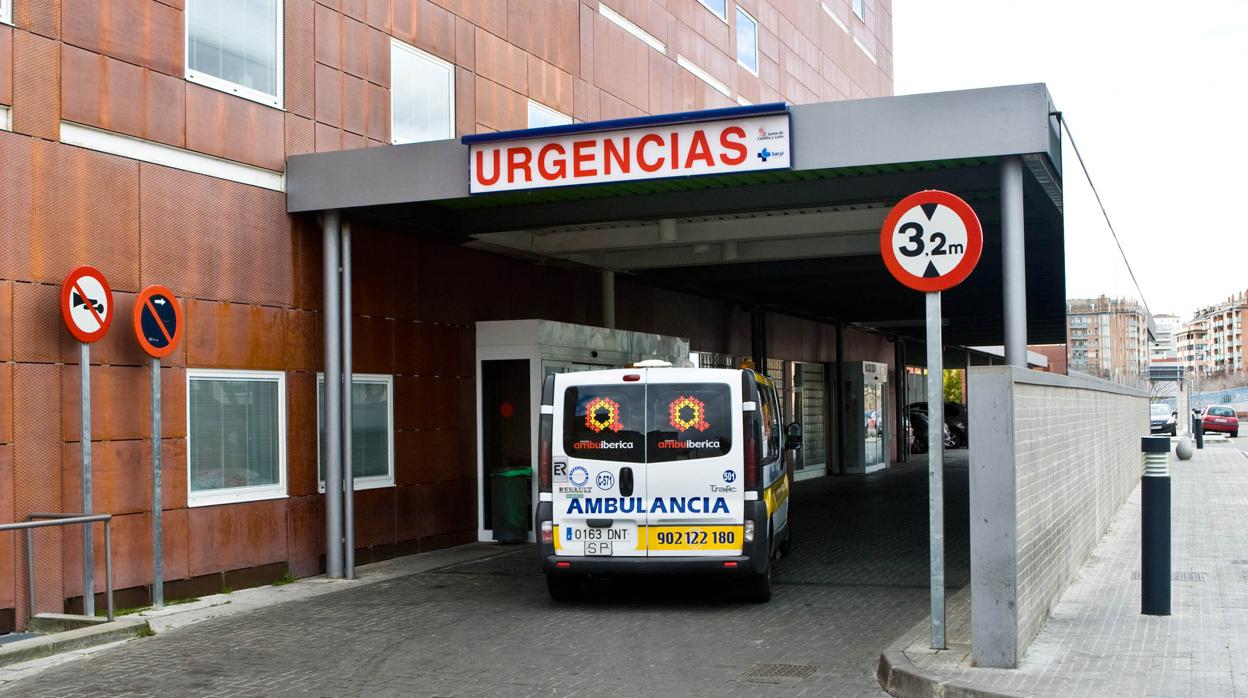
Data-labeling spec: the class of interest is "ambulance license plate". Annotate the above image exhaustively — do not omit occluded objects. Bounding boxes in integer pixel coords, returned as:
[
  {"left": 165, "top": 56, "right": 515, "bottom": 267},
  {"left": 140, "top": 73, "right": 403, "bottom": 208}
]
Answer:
[{"left": 584, "top": 541, "right": 613, "bottom": 556}]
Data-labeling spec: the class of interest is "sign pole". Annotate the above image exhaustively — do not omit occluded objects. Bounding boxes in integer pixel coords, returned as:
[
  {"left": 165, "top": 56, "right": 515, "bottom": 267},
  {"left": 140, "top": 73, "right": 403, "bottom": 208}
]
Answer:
[
  {"left": 925, "top": 291, "right": 945, "bottom": 649},
  {"left": 81, "top": 341, "right": 94, "bottom": 617},
  {"left": 151, "top": 356, "right": 163, "bottom": 609}
]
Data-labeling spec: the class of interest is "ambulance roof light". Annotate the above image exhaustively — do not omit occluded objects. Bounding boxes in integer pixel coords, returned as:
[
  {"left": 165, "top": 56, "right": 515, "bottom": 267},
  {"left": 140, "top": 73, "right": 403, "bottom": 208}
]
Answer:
[{"left": 633, "top": 359, "right": 673, "bottom": 368}]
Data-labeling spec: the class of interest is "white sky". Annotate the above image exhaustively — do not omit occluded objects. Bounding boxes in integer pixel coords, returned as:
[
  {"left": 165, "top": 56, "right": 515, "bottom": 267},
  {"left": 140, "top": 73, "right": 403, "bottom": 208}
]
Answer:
[{"left": 893, "top": 0, "right": 1248, "bottom": 322}]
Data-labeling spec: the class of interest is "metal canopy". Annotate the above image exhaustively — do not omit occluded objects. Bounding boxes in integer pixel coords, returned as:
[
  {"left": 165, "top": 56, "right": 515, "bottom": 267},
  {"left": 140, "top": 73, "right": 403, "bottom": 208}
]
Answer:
[{"left": 286, "top": 84, "right": 1064, "bottom": 347}]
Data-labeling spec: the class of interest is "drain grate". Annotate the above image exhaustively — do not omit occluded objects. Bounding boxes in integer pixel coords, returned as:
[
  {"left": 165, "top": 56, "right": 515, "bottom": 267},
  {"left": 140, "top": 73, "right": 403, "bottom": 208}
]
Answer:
[{"left": 742, "top": 663, "right": 818, "bottom": 679}]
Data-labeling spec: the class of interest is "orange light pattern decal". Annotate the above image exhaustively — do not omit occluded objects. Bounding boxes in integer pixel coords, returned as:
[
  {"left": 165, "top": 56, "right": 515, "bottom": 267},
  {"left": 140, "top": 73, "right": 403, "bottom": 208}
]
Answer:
[
  {"left": 669, "top": 396, "right": 710, "bottom": 431},
  {"left": 584, "top": 397, "right": 623, "bottom": 433}
]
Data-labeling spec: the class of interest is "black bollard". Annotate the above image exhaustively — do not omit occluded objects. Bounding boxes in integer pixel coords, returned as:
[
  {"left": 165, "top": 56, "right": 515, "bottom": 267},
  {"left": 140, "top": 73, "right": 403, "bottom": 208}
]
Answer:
[
  {"left": 1193, "top": 414, "right": 1204, "bottom": 449},
  {"left": 1141, "top": 436, "right": 1171, "bottom": 616}
]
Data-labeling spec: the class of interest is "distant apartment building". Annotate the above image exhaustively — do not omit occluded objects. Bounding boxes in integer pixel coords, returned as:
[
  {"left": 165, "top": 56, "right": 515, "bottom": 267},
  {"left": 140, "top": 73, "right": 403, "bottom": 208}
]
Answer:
[
  {"left": 1149, "top": 313, "right": 1180, "bottom": 365},
  {"left": 1180, "top": 291, "right": 1248, "bottom": 376},
  {"left": 1067, "top": 297, "right": 1150, "bottom": 383}
]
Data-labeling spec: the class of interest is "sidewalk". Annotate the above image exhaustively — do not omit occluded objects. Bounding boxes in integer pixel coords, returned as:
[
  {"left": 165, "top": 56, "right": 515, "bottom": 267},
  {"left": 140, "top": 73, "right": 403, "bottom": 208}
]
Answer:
[{"left": 882, "top": 442, "right": 1248, "bottom": 697}]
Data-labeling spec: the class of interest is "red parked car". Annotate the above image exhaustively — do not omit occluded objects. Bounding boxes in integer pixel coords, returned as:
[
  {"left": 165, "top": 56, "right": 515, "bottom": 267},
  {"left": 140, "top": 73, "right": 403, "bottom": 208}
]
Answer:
[{"left": 1201, "top": 406, "right": 1240, "bottom": 437}]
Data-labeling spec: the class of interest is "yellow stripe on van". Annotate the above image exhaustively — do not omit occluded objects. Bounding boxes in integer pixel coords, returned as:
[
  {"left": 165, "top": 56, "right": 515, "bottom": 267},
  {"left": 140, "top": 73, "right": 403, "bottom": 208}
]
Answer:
[
  {"left": 644, "top": 525, "right": 743, "bottom": 551},
  {"left": 764, "top": 474, "right": 790, "bottom": 516}
]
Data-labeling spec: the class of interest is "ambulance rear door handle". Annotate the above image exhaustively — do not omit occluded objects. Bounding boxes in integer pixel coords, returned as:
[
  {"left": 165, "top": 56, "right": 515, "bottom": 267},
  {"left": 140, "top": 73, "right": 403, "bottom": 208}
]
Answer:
[
  {"left": 587, "top": 519, "right": 613, "bottom": 528},
  {"left": 619, "top": 466, "right": 634, "bottom": 497}
]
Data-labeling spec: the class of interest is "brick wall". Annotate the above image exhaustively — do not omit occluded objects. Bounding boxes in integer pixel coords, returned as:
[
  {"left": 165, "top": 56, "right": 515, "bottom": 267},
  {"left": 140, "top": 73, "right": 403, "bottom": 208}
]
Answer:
[{"left": 969, "top": 366, "right": 1147, "bottom": 668}]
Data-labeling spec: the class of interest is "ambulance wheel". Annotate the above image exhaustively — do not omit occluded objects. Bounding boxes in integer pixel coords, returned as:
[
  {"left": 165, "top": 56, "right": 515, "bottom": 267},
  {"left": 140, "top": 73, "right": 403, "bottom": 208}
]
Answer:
[
  {"left": 743, "top": 566, "right": 772, "bottom": 603},
  {"left": 546, "top": 574, "right": 582, "bottom": 602}
]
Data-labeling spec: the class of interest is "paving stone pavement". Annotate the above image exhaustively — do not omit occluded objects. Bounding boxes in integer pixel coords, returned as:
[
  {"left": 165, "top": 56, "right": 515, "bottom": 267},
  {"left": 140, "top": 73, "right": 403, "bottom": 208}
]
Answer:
[
  {"left": 2, "top": 454, "right": 970, "bottom": 697},
  {"left": 903, "top": 441, "right": 1248, "bottom": 697}
]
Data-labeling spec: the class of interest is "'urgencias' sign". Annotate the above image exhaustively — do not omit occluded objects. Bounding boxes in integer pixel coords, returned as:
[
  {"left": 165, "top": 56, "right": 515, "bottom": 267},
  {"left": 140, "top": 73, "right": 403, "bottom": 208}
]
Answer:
[{"left": 468, "top": 112, "right": 790, "bottom": 194}]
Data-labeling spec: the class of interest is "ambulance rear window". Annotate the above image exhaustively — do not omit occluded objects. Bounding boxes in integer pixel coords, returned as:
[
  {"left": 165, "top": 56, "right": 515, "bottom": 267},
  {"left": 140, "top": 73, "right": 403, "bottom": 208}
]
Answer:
[
  {"left": 562, "top": 385, "right": 645, "bottom": 462},
  {"left": 647, "top": 383, "right": 733, "bottom": 462}
]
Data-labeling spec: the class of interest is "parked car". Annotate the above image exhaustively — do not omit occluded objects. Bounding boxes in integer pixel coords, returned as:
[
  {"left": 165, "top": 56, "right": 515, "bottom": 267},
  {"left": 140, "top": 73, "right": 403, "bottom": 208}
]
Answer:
[
  {"left": 1150, "top": 403, "right": 1177, "bottom": 436},
  {"left": 906, "top": 410, "right": 955, "bottom": 454},
  {"left": 908, "top": 402, "right": 967, "bottom": 448},
  {"left": 1201, "top": 405, "right": 1240, "bottom": 438}
]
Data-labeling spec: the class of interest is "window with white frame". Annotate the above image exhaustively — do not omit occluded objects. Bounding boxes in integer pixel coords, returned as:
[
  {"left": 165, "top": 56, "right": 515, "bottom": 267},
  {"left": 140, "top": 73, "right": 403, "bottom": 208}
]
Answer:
[
  {"left": 852, "top": 0, "right": 866, "bottom": 21},
  {"left": 697, "top": 0, "right": 727, "bottom": 21},
  {"left": 186, "top": 0, "right": 283, "bottom": 108},
  {"left": 735, "top": 7, "right": 758, "bottom": 74},
  {"left": 391, "top": 39, "right": 455, "bottom": 144},
  {"left": 527, "top": 100, "right": 573, "bottom": 129},
  {"left": 316, "top": 374, "right": 395, "bottom": 491},
  {"left": 0, "top": 106, "right": 10, "bottom": 132},
  {"left": 1, "top": 0, "right": 11, "bottom": 26},
  {"left": 187, "top": 370, "right": 287, "bottom": 506}
]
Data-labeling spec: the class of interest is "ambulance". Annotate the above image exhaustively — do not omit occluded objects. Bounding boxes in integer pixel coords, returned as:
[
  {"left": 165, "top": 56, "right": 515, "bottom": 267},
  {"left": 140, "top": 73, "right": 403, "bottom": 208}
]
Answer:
[{"left": 535, "top": 363, "right": 800, "bottom": 602}]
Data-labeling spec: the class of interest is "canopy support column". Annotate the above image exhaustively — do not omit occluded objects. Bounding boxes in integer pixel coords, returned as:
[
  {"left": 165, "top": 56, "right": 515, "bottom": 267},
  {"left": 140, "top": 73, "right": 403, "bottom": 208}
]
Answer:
[
  {"left": 1001, "top": 155, "right": 1028, "bottom": 367},
  {"left": 322, "top": 210, "right": 344, "bottom": 579}
]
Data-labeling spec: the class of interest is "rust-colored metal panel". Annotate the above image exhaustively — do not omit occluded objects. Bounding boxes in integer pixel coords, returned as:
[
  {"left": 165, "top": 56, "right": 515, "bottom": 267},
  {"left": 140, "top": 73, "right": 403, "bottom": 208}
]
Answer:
[
  {"left": 414, "top": 430, "right": 459, "bottom": 484},
  {"left": 285, "top": 495, "right": 324, "bottom": 577},
  {"left": 352, "top": 486, "right": 396, "bottom": 548},
  {"left": 394, "top": 0, "right": 455, "bottom": 62},
  {"left": 394, "top": 430, "right": 419, "bottom": 485},
  {"left": 160, "top": 438, "right": 188, "bottom": 510},
  {"left": 184, "top": 84, "right": 284, "bottom": 171},
  {"left": 13, "top": 282, "right": 62, "bottom": 363},
  {"left": 13, "top": 363, "right": 63, "bottom": 620},
  {"left": 185, "top": 505, "right": 220, "bottom": 577},
  {"left": 61, "top": 365, "right": 151, "bottom": 442},
  {"left": 0, "top": 364, "right": 12, "bottom": 445},
  {"left": 413, "top": 322, "right": 460, "bottom": 378},
  {"left": 341, "top": 72, "right": 365, "bottom": 136},
  {"left": 284, "top": 309, "right": 320, "bottom": 372},
  {"left": 342, "top": 15, "right": 367, "bottom": 79},
  {"left": 475, "top": 27, "right": 526, "bottom": 94},
  {"left": 285, "top": 113, "right": 316, "bottom": 157},
  {"left": 285, "top": 0, "right": 315, "bottom": 118},
  {"left": 313, "top": 2, "right": 341, "bottom": 69},
  {"left": 527, "top": 54, "right": 575, "bottom": 117},
  {"left": 314, "top": 121, "right": 341, "bottom": 152},
  {"left": 365, "top": 81, "right": 387, "bottom": 142},
  {"left": 160, "top": 507, "right": 189, "bottom": 581},
  {"left": 284, "top": 371, "right": 317, "bottom": 497},
  {"left": 472, "top": 76, "right": 524, "bottom": 137},
  {"left": 351, "top": 314, "right": 394, "bottom": 374},
  {"left": 292, "top": 214, "right": 324, "bottom": 312},
  {"left": 217, "top": 499, "right": 288, "bottom": 571},
  {"left": 394, "top": 484, "right": 420, "bottom": 541},
  {"left": 348, "top": 227, "right": 403, "bottom": 318},
  {"left": 14, "top": 0, "right": 60, "bottom": 39},
  {"left": 509, "top": 0, "right": 579, "bottom": 75},
  {"left": 0, "top": 26, "right": 13, "bottom": 104},
  {"left": 142, "top": 66, "right": 186, "bottom": 147},
  {"left": 0, "top": 445, "right": 14, "bottom": 608},
  {"left": 4, "top": 141, "right": 141, "bottom": 288},
  {"left": 365, "top": 25, "right": 389, "bottom": 87},
  {"left": 158, "top": 366, "right": 188, "bottom": 440},
  {"left": 62, "top": 0, "right": 182, "bottom": 77},
  {"left": 60, "top": 439, "right": 147, "bottom": 515},
  {"left": 419, "top": 479, "right": 472, "bottom": 539},
  {"left": 364, "top": 0, "right": 389, "bottom": 31},
  {"left": 139, "top": 163, "right": 293, "bottom": 306},
  {"left": 453, "top": 15, "right": 474, "bottom": 72},
  {"left": 12, "top": 30, "right": 60, "bottom": 140},
  {"left": 454, "top": 66, "right": 474, "bottom": 138},
  {"left": 392, "top": 377, "right": 420, "bottom": 431},
  {"left": 431, "top": 376, "right": 458, "bottom": 429},
  {"left": 314, "top": 62, "right": 341, "bottom": 128},
  {"left": 341, "top": 130, "right": 366, "bottom": 151},
  {"left": 184, "top": 300, "right": 288, "bottom": 370},
  {"left": 0, "top": 282, "right": 11, "bottom": 362}
]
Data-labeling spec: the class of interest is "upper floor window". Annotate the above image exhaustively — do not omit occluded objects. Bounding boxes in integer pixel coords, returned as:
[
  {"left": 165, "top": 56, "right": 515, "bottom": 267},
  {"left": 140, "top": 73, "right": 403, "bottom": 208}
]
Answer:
[
  {"left": 697, "top": 0, "right": 727, "bottom": 21},
  {"left": 186, "top": 0, "right": 283, "bottom": 108},
  {"left": 391, "top": 39, "right": 455, "bottom": 144},
  {"left": 527, "top": 100, "right": 573, "bottom": 129},
  {"left": 316, "top": 374, "right": 396, "bottom": 491},
  {"left": 735, "top": 7, "right": 758, "bottom": 74},
  {"left": 0, "top": 0, "right": 11, "bottom": 26},
  {"left": 852, "top": 0, "right": 866, "bottom": 21}
]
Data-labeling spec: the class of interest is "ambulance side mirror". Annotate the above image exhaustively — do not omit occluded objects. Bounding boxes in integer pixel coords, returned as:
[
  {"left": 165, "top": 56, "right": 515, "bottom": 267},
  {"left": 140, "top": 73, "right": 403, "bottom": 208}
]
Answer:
[{"left": 784, "top": 422, "right": 803, "bottom": 451}]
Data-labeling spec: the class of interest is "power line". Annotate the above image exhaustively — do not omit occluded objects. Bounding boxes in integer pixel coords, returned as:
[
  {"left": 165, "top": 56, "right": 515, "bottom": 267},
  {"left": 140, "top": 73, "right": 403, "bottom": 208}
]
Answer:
[{"left": 1054, "top": 112, "right": 1152, "bottom": 318}]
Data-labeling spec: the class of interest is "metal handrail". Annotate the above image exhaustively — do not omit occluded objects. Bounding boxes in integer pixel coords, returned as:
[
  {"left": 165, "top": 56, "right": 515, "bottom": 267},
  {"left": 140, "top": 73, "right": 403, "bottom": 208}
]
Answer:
[{"left": 0, "top": 513, "right": 114, "bottom": 622}]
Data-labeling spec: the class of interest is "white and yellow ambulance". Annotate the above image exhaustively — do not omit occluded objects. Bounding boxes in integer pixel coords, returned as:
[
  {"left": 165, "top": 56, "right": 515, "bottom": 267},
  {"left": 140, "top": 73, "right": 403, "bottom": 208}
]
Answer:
[{"left": 535, "top": 363, "right": 799, "bottom": 602}]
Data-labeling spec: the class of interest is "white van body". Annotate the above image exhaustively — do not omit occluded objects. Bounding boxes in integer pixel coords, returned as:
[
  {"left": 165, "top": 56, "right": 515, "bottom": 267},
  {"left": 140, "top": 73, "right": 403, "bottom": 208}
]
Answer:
[{"left": 535, "top": 366, "right": 793, "bottom": 602}]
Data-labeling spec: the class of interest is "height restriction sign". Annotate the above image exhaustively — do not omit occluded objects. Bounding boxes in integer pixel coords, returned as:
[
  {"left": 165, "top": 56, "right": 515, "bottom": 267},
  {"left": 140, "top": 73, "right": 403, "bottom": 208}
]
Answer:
[
  {"left": 879, "top": 190, "right": 983, "bottom": 292},
  {"left": 60, "top": 266, "right": 114, "bottom": 343}
]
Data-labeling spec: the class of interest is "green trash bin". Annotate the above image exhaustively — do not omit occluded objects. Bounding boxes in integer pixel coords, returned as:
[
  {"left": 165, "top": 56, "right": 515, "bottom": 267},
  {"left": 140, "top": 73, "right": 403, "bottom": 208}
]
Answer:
[{"left": 490, "top": 466, "right": 533, "bottom": 543}]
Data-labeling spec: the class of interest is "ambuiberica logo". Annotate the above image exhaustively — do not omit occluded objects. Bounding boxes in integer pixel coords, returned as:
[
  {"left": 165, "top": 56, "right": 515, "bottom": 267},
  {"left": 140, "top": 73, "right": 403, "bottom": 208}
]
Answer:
[{"left": 659, "top": 395, "right": 720, "bottom": 450}]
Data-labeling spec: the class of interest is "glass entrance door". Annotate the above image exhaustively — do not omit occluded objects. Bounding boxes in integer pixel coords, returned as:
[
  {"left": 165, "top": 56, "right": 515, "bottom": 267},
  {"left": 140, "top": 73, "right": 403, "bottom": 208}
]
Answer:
[{"left": 863, "top": 383, "right": 888, "bottom": 470}]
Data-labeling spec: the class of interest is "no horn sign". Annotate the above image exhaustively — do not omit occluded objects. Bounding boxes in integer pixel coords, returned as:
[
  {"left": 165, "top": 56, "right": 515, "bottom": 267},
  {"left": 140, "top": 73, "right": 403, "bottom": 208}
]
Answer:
[
  {"left": 133, "top": 285, "right": 183, "bottom": 358},
  {"left": 879, "top": 190, "right": 983, "bottom": 293}
]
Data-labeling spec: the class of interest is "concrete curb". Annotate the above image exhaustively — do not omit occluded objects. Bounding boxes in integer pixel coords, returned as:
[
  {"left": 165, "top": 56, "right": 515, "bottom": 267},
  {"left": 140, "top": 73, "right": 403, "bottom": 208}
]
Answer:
[
  {"left": 876, "top": 619, "right": 1026, "bottom": 698},
  {"left": 0, "top": 617, "right": 149, "bottom": 668}
]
